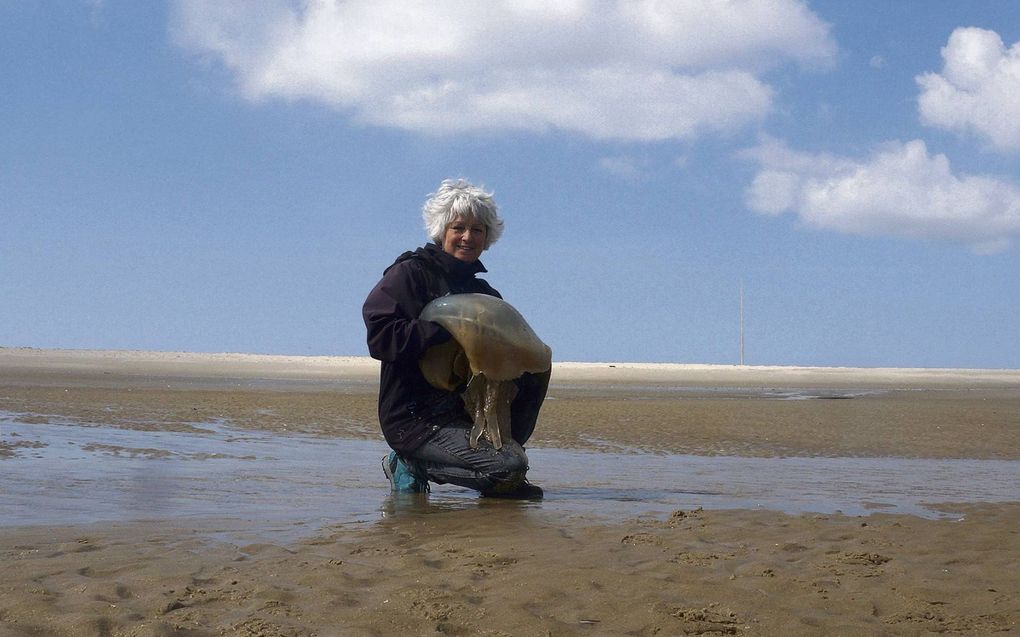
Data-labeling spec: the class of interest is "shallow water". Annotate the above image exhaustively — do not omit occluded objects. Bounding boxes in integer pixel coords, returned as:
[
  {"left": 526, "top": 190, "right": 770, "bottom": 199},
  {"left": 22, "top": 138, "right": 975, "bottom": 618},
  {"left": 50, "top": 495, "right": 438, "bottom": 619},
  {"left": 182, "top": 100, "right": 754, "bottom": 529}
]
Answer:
[{"left": 2, "top": 412, "right": 1018, "bottom": 542}]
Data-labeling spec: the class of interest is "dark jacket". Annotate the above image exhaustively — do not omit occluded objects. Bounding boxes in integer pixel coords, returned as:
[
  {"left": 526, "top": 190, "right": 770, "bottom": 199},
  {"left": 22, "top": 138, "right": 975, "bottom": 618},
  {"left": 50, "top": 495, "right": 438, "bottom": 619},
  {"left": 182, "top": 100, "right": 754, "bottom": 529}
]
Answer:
[{"left": 362, "top": 243, "right": 501, "bottom": 455}]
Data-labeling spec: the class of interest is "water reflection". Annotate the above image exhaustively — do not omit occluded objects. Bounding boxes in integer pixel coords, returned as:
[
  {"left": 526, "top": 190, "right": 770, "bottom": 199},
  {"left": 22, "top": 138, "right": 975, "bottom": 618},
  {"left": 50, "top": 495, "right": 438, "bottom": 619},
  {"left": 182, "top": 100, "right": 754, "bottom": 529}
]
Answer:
[{"left": 2, "top": 415, "right": 1018, "bottom": 543}]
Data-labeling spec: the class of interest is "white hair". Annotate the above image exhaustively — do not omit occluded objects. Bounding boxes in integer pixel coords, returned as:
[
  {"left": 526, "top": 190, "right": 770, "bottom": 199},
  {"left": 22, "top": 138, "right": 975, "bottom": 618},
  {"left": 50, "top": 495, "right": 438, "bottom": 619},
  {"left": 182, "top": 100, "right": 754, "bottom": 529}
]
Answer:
[{"left": 422, "top": 179, "right": 504, "bottom": 249}]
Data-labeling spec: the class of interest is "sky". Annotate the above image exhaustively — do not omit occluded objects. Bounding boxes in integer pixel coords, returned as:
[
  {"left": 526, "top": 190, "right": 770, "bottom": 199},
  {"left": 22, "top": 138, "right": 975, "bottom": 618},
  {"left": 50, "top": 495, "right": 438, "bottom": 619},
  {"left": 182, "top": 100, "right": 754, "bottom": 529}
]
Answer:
[{"left": 2, "top": 1, "right": 1019, "bottom": 369}]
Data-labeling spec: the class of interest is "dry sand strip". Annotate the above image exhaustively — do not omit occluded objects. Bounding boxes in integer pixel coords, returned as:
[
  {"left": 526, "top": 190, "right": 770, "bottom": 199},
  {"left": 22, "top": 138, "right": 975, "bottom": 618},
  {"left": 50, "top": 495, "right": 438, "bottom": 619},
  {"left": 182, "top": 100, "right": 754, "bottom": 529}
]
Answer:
[
  {"left": 0, "top": 348, "right": 379, "bottom": 389},
  {"left": 2, "top": 347, "right": 1019, "bottom": 390}
]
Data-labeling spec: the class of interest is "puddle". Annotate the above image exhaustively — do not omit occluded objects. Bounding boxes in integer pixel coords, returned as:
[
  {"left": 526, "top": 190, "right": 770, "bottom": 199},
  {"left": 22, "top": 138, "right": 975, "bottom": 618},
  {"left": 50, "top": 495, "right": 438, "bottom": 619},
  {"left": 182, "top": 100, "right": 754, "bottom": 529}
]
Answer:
[{"left": 2, "top": 414, "right": 1018, "bottom": 542}]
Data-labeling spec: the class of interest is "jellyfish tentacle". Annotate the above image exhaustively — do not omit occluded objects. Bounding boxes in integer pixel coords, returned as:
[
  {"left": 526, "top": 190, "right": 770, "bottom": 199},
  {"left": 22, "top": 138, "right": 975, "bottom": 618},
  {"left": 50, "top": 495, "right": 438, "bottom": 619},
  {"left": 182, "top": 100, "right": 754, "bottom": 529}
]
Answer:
[
  {"left": 464, "top": 375, "right": 488, "bottom": 448},
  {"left": 463, "top": 374, "right": 520, "bottom": 449},
  {"left": 483, "top": 378, "right": 500, "bottom": 449},
  {"left": 490, "top": 379, "right": 517, "bottom": 450}
]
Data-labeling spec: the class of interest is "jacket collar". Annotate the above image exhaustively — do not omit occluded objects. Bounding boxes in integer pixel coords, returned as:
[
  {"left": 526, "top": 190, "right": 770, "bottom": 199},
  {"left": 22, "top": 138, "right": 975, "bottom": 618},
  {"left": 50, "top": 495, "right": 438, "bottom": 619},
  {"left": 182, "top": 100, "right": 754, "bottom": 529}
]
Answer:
[{"left": 420, "top": 242, "right": 488, "bottom": 276}]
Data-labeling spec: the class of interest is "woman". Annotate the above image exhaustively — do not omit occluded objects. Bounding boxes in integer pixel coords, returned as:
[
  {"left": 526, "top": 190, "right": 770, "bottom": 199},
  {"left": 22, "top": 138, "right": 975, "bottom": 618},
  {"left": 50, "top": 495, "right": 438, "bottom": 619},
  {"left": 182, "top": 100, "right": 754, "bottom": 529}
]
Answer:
[{"left": 362, "top": 179, "right": 545, "bottom": 499}]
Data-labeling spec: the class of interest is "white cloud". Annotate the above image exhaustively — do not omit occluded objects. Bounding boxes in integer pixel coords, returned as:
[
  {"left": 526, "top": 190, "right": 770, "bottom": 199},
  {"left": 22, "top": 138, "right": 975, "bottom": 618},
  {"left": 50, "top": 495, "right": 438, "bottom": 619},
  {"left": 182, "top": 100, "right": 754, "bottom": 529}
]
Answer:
[
  {"left": 743, "top": 137, "right": 1020, "bottom": 253},
  {"left": 917, "top": 27, "right": 1020, "bottom": 152},
  {"left": 598, "top": 155, "right": 650, "bottom": 181},
  {"left": 170, "top": 0, "right": 835, "bottom": 141}
]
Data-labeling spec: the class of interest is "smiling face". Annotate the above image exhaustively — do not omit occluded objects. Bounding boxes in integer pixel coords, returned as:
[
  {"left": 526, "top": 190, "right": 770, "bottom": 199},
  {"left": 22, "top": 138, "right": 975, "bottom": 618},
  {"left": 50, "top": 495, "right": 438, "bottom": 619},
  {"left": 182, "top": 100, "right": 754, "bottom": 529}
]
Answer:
[{"left": 441, "top": 215, "right": 488, "bottom": 263}]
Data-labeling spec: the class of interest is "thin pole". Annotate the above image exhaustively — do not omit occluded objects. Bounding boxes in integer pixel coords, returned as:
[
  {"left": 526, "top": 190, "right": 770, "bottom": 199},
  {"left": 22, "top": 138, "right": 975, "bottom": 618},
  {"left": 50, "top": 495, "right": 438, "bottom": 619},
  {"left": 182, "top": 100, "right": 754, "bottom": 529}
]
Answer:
[{"left": 739, "top": 280, "right": 745, "bottom": 366}]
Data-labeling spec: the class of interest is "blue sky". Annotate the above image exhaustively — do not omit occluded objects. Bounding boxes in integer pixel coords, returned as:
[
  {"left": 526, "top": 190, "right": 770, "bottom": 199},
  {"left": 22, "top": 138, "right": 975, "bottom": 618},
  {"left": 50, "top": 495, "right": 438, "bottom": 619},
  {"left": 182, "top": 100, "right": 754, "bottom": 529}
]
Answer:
[{"left": 2, "top": 1, "right": 1019, "bottom": 369}]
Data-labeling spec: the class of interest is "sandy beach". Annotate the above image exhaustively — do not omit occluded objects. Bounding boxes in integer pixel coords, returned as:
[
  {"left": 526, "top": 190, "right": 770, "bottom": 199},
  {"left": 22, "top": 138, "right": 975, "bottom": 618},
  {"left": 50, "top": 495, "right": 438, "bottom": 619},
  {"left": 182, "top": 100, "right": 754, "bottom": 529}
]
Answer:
[{"left": 1, "top": 348, "right": 1018, "bottom": 636}]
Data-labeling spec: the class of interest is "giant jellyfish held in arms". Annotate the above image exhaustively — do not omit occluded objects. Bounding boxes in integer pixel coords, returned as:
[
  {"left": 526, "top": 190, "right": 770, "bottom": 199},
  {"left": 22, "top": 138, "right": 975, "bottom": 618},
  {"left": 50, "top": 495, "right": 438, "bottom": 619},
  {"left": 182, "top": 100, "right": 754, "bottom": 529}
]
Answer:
[{"left": 419, "top": 294, "right": 552, "bottom": 450}]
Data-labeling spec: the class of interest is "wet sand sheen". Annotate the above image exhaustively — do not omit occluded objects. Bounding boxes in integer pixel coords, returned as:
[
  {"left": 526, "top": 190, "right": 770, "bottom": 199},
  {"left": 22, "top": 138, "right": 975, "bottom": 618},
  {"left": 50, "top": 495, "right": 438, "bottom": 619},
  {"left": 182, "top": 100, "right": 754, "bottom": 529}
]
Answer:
[{"left": 1, "top": 349, "right": 1018, "bottom": 636}]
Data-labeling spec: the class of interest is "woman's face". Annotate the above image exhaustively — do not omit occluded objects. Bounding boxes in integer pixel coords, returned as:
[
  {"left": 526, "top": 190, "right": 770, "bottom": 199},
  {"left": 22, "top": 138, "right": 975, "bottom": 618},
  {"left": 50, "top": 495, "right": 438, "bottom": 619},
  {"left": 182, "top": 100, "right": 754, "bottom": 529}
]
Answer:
[{"left": 442, "top": 215, "right": 487, "bottom": 263}]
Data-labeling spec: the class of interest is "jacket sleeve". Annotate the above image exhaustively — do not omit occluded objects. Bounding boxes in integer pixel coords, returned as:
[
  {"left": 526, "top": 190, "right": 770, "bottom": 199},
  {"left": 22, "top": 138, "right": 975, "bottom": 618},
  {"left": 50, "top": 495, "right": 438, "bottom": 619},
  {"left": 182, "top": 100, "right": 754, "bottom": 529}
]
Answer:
[{"left": 363, "top": 261, "right": 452, "bottom": 363}]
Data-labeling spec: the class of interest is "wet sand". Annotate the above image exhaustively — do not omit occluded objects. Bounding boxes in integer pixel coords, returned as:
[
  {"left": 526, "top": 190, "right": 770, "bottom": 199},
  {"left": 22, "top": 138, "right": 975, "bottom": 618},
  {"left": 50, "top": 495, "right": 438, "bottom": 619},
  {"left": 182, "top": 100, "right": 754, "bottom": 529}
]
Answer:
[{"left": 1, "top": 348, "right": 1019, "bottom": 636}]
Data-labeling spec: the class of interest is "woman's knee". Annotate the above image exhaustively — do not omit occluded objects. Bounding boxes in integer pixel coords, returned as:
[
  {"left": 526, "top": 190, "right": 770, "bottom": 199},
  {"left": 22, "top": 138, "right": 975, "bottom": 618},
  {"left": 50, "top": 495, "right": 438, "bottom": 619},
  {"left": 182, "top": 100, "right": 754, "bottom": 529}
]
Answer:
[{"left": 491, "top": 442, "right": 528, "bottom": 475}]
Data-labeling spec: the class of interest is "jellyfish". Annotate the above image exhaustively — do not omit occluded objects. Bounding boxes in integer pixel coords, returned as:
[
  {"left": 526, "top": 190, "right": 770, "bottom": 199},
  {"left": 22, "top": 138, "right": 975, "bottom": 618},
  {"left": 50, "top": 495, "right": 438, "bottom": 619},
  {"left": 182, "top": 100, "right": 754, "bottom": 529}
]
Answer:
[{"left": 419, "top": 293, "right": 552, "bottom": 449}]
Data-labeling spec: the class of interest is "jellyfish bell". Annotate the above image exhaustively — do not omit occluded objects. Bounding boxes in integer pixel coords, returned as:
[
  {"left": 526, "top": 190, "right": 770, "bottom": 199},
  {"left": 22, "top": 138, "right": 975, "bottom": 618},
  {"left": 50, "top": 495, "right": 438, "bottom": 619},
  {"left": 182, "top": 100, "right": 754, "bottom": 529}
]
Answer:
[
  {"left": 419, "top": 293, "right": 551, "bottom": 449},
  {"left": 421, "top": 294, "right": 551, "bottom": 380}
]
